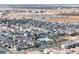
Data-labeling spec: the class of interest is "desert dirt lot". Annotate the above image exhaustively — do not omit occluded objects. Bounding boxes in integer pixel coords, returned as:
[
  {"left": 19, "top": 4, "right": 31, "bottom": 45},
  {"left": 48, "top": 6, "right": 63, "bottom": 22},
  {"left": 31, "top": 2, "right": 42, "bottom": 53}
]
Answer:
[{"left": 48, "top": 16, "right": 79, "bottom": 23}]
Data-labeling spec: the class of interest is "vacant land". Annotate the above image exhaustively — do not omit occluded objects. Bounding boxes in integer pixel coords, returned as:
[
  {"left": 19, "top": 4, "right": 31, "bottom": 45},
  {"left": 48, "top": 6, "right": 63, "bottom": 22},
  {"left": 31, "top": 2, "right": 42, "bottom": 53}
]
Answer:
[{"left": 48, "top": 16, "right": 79, "bottom": 23}]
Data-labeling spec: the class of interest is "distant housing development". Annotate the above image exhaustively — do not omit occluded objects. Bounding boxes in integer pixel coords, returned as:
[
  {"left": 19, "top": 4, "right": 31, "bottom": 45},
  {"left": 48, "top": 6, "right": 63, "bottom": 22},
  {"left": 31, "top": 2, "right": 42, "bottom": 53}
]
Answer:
[{"left": 0, "top": 4, "right": 79, "bottom": 54}]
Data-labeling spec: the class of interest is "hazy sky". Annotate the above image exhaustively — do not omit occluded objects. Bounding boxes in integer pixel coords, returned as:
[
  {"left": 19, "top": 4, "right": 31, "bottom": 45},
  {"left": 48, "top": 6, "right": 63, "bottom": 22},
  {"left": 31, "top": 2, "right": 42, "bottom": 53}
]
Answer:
[{"left": 0, "top": 0, "right": 78, "bottom": 4}]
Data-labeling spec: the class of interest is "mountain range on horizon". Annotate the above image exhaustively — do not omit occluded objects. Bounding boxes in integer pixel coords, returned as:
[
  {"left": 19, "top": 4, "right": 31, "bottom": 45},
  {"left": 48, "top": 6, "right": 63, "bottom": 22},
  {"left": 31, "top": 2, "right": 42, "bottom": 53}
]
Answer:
[{"left": 0, "top": 4, "right": 79, "bottom": 9}]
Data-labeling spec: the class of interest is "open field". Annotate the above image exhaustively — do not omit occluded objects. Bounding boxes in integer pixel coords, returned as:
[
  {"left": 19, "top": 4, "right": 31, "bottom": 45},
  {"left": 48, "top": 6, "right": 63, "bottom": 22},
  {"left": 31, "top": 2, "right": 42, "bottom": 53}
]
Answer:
[{"left": 48, "top": 16, "right": 79, "bottom": 23}]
